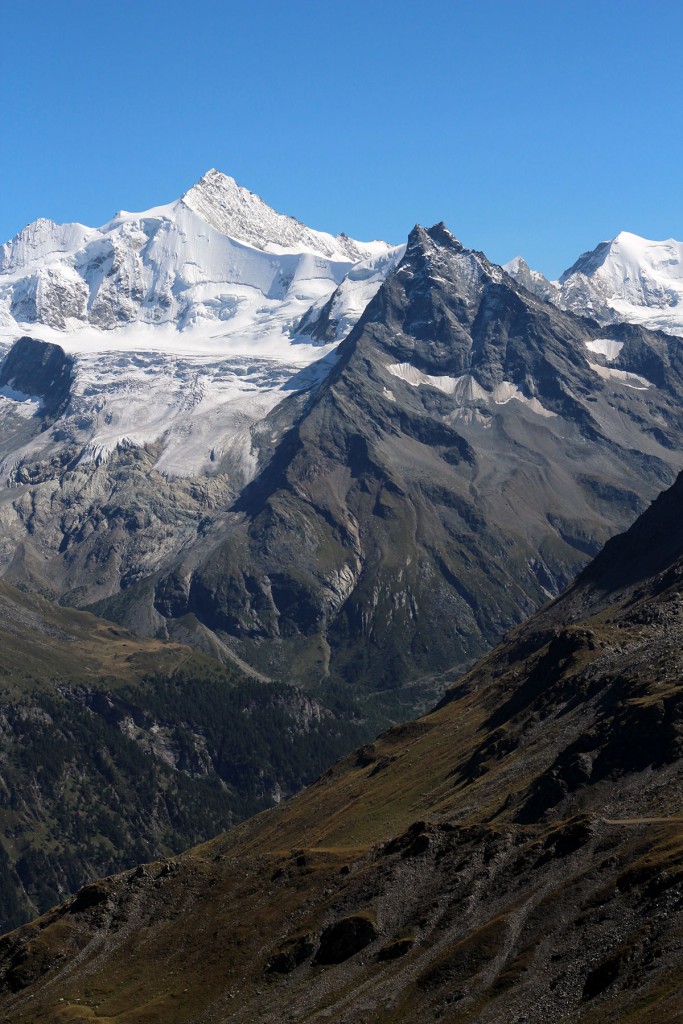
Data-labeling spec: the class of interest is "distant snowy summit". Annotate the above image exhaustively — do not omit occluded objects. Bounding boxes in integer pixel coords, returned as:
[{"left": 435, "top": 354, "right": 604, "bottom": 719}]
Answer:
[
  {"left": 2, "top": 169, "right": 682, "bottom": 347},
  {"left": 0, "top": 169, "right": 397, "bottom": 351},
  {"left": 505, "top": 231, "right": 683, "bottom": 337},
  {"left": 182, "top": 169, "right": 389, "bottom": 262}
]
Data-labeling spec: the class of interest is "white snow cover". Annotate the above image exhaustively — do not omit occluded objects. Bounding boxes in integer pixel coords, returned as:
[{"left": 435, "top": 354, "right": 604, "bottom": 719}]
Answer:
[
  {"left": 67, "top": 351, "right": 336, "bottom": 479},
  {"left": 504, "top": 256, "right": 526, "bottom": 276},
  {"left": 387, "top": 363, "right": 555, "bottom": 417},
  {"left": 0, "top": 385, "right": 42, "bottom": 420},
  {"left": 182, "top": 170, "right": 389, "bottom": 261},
  {"left": 3, "top": 181, "right": 674, "bottom": 481},
  {"left": 0, "top": 219, "right": 96, "bottom": 274},
  {"left": 0, "top": 169, "right": 394, "bottom": 343},
  {"left": 0, "top": 171, "right": 397, "bottom": 478},
  {"left": 490, "top": 381, "right": 555, "bottom": 417},
  {"left": 584, "top": 338, "right": 624, "bottom": 361},
  {"left": 507, "top": 231, "right": 683, "bottom": 337},
  {"left": 304, "top": 244, "right": 406, "bottom": 342},
  {"left": 587, "top": 362, "right": 654, "bottom": 391},
  {"left": 387, "top": 362, "right": 480, "bottom": 397}
]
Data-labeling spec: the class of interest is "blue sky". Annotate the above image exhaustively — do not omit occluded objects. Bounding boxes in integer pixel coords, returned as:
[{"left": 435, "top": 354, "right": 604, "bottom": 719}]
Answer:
[{"left": 1, "top": 0, "right": 681, "bottom": 278}]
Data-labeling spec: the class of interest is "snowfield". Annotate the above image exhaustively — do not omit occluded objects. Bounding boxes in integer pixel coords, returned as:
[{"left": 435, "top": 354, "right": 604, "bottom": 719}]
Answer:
[{"left": 387, "top": 362, "right": 556, "bottom": 417}]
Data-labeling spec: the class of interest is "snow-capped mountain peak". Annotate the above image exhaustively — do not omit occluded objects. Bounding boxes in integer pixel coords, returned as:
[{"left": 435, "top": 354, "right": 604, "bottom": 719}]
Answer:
[
  {"left": 180, "top": 168, "right": 388, "bottom": 261},
  {"left": 560, "top": 231, "right": 683, "bottom": 284},
  {"left": 0, "top": 172, "right": 399, "bottom": 483},
  {"left": 0, "top": 170, "right": 396, "bottom": 344},
  {"left": 556, "top": 230, "right": 683, "bottom": 333},
  {"left": 504, "top": 230, "right": 683, "bottom": 337}
]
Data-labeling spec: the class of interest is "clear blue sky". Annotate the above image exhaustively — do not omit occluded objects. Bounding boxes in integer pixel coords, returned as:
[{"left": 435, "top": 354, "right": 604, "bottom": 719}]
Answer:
[{"left": 1, "top": 0, "right": 681, "bottom": 278}]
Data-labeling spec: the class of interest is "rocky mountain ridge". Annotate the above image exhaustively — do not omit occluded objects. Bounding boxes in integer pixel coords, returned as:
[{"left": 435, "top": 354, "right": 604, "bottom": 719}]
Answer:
[{"left": 96, "top": 221, "right": 683, "bottom": 689}]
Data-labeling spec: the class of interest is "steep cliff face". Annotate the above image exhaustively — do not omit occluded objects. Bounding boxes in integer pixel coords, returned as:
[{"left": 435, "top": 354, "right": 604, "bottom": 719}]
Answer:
[{"left": 0, "top": 336, "right": 73, "bottom": 421}]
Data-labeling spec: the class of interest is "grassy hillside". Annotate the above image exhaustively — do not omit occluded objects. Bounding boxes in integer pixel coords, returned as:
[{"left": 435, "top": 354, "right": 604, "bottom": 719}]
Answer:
[
  {"left": 0, "top": 582, "right": 390, "bottom": 932},
  {"left": 0, "top": 579, "right": 198, "bottom": 687}
]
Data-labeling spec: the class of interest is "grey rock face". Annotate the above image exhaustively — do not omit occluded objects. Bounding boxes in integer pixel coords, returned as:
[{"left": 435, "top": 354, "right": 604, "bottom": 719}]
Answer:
[
  {"left": 503, "top": 255, "right": 557, "bottom": 303},
  {"left": 0, "top": 337, "right": 74, "bottom": 421}
]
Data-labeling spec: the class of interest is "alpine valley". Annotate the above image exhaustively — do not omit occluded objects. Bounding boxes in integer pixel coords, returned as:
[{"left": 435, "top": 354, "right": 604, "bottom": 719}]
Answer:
[
  {"left": 1, "top": 170, "right": 683, "bottom": 951},
  {"left": 2, "top": 434, "right": 683, "bottom": 1024}
]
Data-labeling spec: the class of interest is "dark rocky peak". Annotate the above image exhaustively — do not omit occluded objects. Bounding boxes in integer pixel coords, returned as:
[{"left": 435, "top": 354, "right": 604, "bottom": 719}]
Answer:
[
  {"left": 380, "top": 224, "right": 499, "bottom": 370},
  {"left": 0, "top": 336, "right": 74, "bottom": 422},
  {"left": 405, "top": 221, "right": 466, "bottom": 256},
  {"left": 425, "top": 220, "right": 463, "bottom": 248},
  {"left": 399, "top": 223, "right": 550, "bottom": 330},
  {"left": 339, "top": 219, "right": 683, "bottom": 443},
  {"left": 559, "top": 238, "right": 612, "bottom": 283},
  {"left": 402, "top": 222, "right": 493, "bottom": 283},
  {"left": 356, "top": 220, "right": 591, "bottom": 397},
  {"left": 338, "top": 224, "right": 522, "bottom": 371}
]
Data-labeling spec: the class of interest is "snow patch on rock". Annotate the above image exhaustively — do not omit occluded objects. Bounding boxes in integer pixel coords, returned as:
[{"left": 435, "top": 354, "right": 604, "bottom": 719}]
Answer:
[
  {"left": 585, "top": 338, "right": 624, "bottom": 362},
  {"left": 0, "top": 385, "right": 43, "bottom": 419},
  {"left": 303, "top": 244, "right": 406, "bottom": 343},
  {"left": 587, "top": 362, "right": 654, "bottom": 391},
  {"left": 491, "top": 381, "right": 556, "bottom": 417},
  {"left": 387, "top": 363, "right": 555, "bottom": 417}
]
